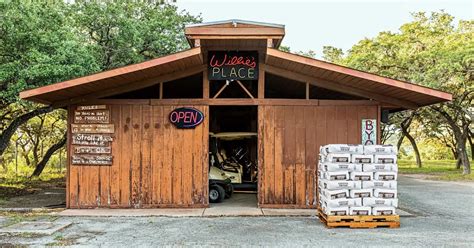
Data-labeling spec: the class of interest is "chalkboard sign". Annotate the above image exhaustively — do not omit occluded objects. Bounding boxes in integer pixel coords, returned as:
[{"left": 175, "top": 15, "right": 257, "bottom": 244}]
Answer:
[
  {"left": 169, "top": 107, "right": 204, "bottom": 129},
  {"left": 208, "top": 51, "right": 258, "bottom": 80}
]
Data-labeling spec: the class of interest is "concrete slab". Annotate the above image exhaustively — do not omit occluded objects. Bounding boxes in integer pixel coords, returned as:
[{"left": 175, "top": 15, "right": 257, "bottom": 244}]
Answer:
[
  {"left": 203, "top": 206, "right": 263, "bottom": 216},
  {"left": 0, "top": 221, "right": 71, "bottom": 235},
  {"left": 56, "top": 208, "right": 205, "bottom": 217},
  {"left": 262, "top": 208, "right": 317, "bottom": 217}
]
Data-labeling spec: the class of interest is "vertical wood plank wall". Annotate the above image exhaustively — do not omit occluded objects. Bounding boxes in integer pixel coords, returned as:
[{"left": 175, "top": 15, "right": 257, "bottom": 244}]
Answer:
[
  {"left": 258, "top": 105, "right": 378, "bottom": 208},
  {"left": 67, "top": 104, "right": 209, "bottom": 208}
]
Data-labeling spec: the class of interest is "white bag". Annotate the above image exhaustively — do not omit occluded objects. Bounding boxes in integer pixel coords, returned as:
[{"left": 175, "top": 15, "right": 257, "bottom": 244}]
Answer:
[
  {"left": 363, "top": 163, "right": 398, "bottom": 172},
  {"left": 351, "top": 154, "right": 373, "bottom": 164},
  {"left": 372, "top": 206, "right": 396, "bottom": 215},
  {"left": 323, "top": 197, "right": 360, "bottom": 208},
  {"left": 323, "top": 153, "right": 351, "bottom": 163},
  {"left": 352, "top": 164, "right": 363, "bottom": 172},
  {"left": 349, "top": 206, "right": 372, "bottom": 215},
  {"left": 373, "top": 189, "right": 397, "bottom": 198},
  {"left": 319, "top": 162, "right": 353, "bottom": 172},
  {"left": 374, "top": 171, "right": 397, "bottom": 181},
  {"left": 320, "top": 144, "right": 363, "bottom": 155},
  {"left": 320, "top": 179, "right": 355, "bottom": 190},
  {"left": 323, "top": 206, "right": 349, "bottom": 216},
  {"left": 349, "top": 189, "right": 373, "bottom": 198},
  {"left": 362, "top": 180, "right": 397, "bottom": 189},
  {"left": 323, "top": 171, "right": 349, "bottom": 180},
  {"left": 363, "top": 145, "right": 397, "bottom": 155},
  {"left": 320, "top": 189, "right": 349, "bottom": 199},
  {"left": 349, "top": 171, "right": 373, "bottom": 181},
  {"left": 363, "top": 197, "right": 398, "bottom": 207},
  {"left": 374, "top": 154, "right": 397, "bottom": 164}
]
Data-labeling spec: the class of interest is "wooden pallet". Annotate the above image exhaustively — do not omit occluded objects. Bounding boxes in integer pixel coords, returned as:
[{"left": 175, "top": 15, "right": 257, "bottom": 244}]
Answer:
[{"left": 318, "top": 210, "right": 400, "bottom": 229}]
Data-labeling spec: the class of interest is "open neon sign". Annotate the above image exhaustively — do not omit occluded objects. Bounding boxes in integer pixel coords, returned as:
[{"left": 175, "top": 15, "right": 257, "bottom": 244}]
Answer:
[{"left": 169, "top": 107, "right": 204, "bottom": 129}]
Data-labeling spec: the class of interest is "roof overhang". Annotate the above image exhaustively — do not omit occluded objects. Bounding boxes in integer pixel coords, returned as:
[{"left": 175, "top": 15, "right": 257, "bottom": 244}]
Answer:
[
  {"left": 20, "top": 48, "right": 203, "bottom": 106},
  {"left": 265, "top": 48, "right": 452, "bottom": 109}
]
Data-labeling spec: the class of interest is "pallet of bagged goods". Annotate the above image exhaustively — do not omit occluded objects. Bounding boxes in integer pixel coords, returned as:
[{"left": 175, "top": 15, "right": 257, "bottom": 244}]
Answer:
[{"left": 317, "top": 144, "right": 400, "bottom": 229}]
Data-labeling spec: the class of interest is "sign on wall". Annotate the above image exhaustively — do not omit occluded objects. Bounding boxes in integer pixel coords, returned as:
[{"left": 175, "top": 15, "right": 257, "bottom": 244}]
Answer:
[
  {"left": 169, "top": 107, "right": 204, "bottom": 129},
  {"left": 362, "top": 119, "right": 377, "bottom": 145},
  {"left": 72, "top": 105, "right": 114, "bottom": 166},
  {"left": 208, "top": 51, "right": 258, "bottom": 80}
]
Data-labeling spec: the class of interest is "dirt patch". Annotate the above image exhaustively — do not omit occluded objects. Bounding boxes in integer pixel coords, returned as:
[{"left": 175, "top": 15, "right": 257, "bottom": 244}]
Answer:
[{"left": 0, "top": 178, "right": 65, "bottom": 209}]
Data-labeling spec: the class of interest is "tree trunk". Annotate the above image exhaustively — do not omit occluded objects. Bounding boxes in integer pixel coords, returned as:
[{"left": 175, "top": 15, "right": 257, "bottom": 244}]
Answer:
[
  {"left": 400, "top": 113, "right": 422, "bottom": 168},
  {"left": 468, "top": 131, "right": 473, "bottom": 161},
  {"left": 456, "top": 156, "right": 462, "bottom": 169},
  {"left": 30, "top": 132, "right": 67, "bottom": 177},
  {"left": 0, "top": 106, "right": 53, "bottom": 157},
  {"left": 402, "top": 127, "right": 422, "bottom": 168},
  {"left": 397, "top": 133, "right": 405, "bottom": 151}
]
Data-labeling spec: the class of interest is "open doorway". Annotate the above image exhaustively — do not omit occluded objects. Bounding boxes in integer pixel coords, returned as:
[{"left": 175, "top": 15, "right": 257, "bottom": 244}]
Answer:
[{"left": 208, "top": 106, "right": 258, "bottom": 207}]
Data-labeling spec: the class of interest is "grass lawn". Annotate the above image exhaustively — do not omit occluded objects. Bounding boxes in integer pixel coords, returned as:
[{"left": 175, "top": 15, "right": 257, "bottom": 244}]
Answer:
[{"left": 398, "top": 160, "right": 474, "bottom": 181}]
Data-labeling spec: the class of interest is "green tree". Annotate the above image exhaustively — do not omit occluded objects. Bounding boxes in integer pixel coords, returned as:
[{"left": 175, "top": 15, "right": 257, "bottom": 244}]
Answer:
[
  {"left": 0, "top": 1, "right": 201, "bottom": 176},
  {"left": 323, "top": 12, "right": 473, "bottom": 174}
]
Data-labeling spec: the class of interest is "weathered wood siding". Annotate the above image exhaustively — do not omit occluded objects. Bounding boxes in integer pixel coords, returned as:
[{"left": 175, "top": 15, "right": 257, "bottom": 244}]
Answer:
[
  {"left": 258, "top": 105, "right": 378, "bottom": 208},
  {"left": 67, "top": 104, "right": 209, "bottom": 208}
]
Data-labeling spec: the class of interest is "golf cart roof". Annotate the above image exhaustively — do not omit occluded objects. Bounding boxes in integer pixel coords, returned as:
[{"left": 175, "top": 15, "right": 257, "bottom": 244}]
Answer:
[{"left": 210, "top": 132, "right": 257, "bottom": 140}]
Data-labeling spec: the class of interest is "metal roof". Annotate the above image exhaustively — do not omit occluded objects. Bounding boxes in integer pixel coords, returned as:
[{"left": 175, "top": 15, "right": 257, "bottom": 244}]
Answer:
[{"left": 185, "top": 19, "right": 285, "bottom": 29}]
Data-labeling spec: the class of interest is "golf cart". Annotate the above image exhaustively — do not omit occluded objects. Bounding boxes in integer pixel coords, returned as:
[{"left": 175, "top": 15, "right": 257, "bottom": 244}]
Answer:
[{"left": 209, "top": 132, "right": 258, "bottom": 203}]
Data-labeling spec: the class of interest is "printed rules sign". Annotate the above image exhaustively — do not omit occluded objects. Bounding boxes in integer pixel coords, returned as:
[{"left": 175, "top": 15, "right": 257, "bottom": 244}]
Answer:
[{"left": 362, "top": 119, "right": 377, "bottom": 145}]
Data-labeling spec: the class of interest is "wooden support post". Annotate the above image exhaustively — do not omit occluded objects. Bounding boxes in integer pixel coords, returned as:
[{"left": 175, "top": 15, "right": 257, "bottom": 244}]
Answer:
[
  {"left": 377, "top": 105, "right": 381, "bottom": 144},
  {"left": 203, "top": 71, "right": 209, "bottom": 99},
  {"left": 258, "top": 64, "right": 265, "bottom": 98},
  {"left": 159, "top": 82, "right": 163, "bottom": 99},
  {"left": 306, "top": 82, "right": 310, "bottom": 100}
]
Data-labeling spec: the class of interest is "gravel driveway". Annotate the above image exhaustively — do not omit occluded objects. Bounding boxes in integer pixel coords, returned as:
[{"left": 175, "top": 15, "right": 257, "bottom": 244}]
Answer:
[{"left": 1, "top": 175, "right": 473, "bottom": 247}]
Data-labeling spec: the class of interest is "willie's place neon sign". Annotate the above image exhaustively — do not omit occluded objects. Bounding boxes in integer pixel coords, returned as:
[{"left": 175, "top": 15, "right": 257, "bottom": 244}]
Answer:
[{"left": 208, "top": 51, "right": 258, "bottom": 80}]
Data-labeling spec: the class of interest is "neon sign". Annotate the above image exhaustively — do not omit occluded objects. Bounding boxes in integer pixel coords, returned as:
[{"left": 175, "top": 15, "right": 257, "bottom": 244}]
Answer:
[
  {"left": 208, "top": 51, "right": 258, "bottom": 80},
  {"left": 169, "top": 107, "right": 204, "bottom": 129}
]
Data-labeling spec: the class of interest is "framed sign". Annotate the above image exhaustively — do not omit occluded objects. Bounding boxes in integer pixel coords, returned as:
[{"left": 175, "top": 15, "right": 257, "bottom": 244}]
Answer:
[
  {"left": 362, "top": 119, "right": 377, "bottom": 145},
  {"left": 208, "top": 51, "right": 258, "bottom": 80},
  {"left": 71, "top": 124, "right": 115, "bottom": 134},
  {"left": 74, "top": 110, "right": 110, "bottom": 123},
  {"left": 169, "top": 107, "right": 204, "bottom": 129}
]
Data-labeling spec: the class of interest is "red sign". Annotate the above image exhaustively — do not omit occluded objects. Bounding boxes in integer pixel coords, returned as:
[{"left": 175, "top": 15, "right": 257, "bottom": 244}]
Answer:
[{"left": 169, "top": 107, "right": 204, "bottom": 129}]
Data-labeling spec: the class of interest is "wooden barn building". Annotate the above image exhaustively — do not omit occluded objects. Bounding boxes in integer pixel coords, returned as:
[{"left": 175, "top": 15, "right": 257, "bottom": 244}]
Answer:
[{"left": 20, "top": 20, "right": 451, "bottom": 209}]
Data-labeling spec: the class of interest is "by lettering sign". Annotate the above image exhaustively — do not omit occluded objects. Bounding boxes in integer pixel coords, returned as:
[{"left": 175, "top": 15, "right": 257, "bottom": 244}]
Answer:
[
  {"left": 362, "top": 119, "right": 377, "bottom": 145},
  {"left": 208, "top": 51, "right": 258, "bottom": 80},
  {"left": 74, "top": 110, "right": 110, "bottom": 123},
  {"left": 169, "top": 107, "right": 204, "bottom": 129}
]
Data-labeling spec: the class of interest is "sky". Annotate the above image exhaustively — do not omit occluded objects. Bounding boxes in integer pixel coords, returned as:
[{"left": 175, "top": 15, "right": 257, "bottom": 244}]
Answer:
[{"left": 175, "top": 0, "right": 473, "bottom": 58}]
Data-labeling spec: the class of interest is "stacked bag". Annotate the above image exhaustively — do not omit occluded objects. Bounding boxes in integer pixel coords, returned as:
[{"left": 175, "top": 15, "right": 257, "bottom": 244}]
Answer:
[{"left": 318, "top": 144, "right": 398, "bottom": 216}]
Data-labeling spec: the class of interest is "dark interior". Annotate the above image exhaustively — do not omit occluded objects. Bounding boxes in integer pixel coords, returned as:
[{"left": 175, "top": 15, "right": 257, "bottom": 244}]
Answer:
[{"left": 210, "top": 80, "right": 258, "bottom": 98}]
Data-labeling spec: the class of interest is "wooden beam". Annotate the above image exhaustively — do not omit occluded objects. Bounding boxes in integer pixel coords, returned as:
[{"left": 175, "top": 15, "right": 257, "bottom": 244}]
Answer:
[
  {"left": 236, "top": 80, "right": 255, "bottom": 99},
  {"left": 213, "top": 82, "right": 229, "bottom": 99},
  {"left": 258, "top": 64, "right": 265, "bottom": 98},
  {"left": 306, "top": 82, "right": 310, "bottom": 100},
  {"left": 203, "top": 71, "right": 209, "bottom": 99},
  {"left": 265, "top": 64, "right": 419, "bottom": 109},
  {"left": 52, "top": 65, "right": 206, "bottom": 107},
  {"left": 159, "top": 82, "right": 163, "bottom": 99}
]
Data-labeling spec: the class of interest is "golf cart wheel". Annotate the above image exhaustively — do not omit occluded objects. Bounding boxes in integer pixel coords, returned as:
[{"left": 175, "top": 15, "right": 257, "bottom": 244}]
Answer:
[
  {"left": 225, "top": 184, "right": 234, "bottom": 199},
  {"left": 209, "top": 185, "right": 225, "bottom": 203}
]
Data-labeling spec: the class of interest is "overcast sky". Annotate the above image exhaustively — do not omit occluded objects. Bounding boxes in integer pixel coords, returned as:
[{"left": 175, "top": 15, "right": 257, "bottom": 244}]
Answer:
[{"left": 175, "top": 0, "right": 473, "bottom": 58}]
